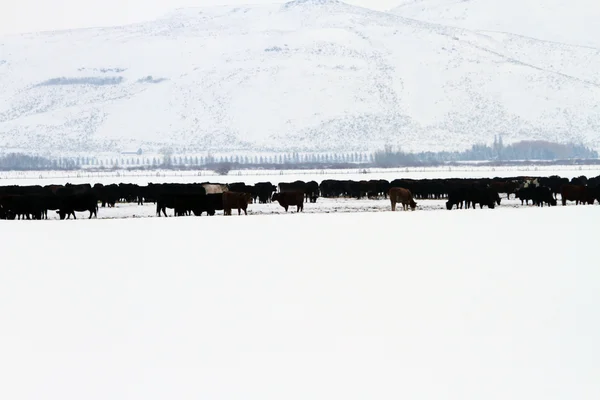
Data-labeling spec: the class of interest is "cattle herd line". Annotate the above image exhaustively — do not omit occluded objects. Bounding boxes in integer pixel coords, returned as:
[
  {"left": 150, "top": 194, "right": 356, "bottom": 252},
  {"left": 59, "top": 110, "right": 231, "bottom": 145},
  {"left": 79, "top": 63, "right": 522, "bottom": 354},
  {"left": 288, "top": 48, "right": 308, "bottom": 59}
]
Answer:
[{"left": 0, "top": 174, "right": 599, "bottom": 220}]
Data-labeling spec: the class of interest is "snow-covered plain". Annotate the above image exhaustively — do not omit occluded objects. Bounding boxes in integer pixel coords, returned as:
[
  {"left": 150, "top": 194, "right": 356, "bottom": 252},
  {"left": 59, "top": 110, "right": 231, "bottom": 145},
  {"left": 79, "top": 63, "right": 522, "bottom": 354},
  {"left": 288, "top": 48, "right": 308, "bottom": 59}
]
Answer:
[
  {"left": 2, "top": 0, "right": 600, "bottom": 155},
  {"left": 1, "top": 206, "right": 599, "bottom": 400},
  {"left": 2, "top": 164, "right": 600, "bottom": 187}
]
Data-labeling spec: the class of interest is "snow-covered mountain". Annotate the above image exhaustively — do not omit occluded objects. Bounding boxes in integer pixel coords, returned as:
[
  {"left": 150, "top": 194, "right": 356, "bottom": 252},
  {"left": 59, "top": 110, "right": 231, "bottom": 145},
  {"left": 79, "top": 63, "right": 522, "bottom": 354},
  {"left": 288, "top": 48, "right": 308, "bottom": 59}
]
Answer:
[
  {"left": 391, "top": 0, "right": 600, "bottom": 48},
  {"left": 1, "top": 0, "right": 599, "bottom": 155}
]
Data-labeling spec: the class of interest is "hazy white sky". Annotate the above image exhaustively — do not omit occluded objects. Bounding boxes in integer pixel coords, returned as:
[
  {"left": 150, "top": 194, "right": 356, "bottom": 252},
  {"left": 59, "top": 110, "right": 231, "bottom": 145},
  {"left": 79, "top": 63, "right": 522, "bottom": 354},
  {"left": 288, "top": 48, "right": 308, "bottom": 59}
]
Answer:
[{"left": 2, "top": 0, "right": 402, "bottom": 36}]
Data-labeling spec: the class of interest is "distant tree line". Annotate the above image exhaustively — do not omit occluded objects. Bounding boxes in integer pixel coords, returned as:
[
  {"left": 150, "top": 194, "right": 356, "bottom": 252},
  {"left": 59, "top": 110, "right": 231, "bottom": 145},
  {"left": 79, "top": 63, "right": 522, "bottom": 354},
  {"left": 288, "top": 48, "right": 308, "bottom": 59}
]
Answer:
[
  {"left": 0, "top": 152, "right": 375, "bottom": 170},
  {"left": 373, "top": 138, "right": 598, "bottom": 168},
  {"left": 0, "top": 138, "right": 597, "bottom": 171},
  {"left": 0, "top": 153, "right": 59, "bottom": 171}
]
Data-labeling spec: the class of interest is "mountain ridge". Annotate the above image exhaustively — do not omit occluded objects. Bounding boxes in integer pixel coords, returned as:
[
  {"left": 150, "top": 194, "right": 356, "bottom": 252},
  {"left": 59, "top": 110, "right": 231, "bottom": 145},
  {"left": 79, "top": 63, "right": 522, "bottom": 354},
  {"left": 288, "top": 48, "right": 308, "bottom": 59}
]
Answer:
[
  {"left": 1, "top": 1, "right": 599, "bottom": 156},
  {"left": 391, "top": 0, "right": 600, "bottom": 49}
]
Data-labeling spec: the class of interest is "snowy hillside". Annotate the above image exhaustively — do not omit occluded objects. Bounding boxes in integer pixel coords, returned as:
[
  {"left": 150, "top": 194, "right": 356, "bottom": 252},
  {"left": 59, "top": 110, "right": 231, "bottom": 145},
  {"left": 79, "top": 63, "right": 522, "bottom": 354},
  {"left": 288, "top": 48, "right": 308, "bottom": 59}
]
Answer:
[
  {"left": 1, "top": 0, "right": 600, "bottom": 155},
  {"left": 392, "top": 0, "right": 600, "bottom": 48}
]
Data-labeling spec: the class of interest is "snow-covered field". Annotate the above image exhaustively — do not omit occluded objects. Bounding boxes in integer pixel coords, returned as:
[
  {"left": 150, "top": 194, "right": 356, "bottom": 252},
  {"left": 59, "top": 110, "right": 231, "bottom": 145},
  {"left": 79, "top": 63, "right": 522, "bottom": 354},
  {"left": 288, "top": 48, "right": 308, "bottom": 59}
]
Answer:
[
  {"left": 3, "top": 164, "right": 600, "bottom": 186},
  {"left": 1, "top": 206, "right": 599, "bottom": 400}
]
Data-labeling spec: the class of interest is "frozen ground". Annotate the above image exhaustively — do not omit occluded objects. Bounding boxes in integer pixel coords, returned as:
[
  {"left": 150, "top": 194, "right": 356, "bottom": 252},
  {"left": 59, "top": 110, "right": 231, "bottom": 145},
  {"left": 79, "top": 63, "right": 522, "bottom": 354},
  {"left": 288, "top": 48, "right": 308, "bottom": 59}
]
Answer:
[{"left": 1, "top": 207, "right": 599, "bottom": 400}]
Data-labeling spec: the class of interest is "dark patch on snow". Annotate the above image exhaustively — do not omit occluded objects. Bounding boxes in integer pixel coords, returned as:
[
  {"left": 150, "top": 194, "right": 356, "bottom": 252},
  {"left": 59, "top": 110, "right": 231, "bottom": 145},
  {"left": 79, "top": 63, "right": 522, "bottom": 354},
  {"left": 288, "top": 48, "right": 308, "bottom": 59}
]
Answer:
[
  {"left": 35, "top": 76, "right": 124, "bottom": 86},
  {"left": 137, "top": 76, "right": 168, "bottom": 84},
  {"left": 284, "top": 0, "right": 341, "bottom": 7},
  {"left": 77, "top": 67, "right": 127, "bottom": 73},
  {"left": 99, "top": 68, "right": 126, "bottom": 73}
]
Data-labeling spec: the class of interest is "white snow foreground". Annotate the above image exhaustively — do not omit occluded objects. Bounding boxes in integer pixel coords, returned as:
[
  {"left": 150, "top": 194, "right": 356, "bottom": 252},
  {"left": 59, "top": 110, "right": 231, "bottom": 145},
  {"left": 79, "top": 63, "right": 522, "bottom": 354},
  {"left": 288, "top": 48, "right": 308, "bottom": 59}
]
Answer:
[
  {"left": 1, "top": 0, "right": 600, "bottom": 154},
  {"left": 1, "top": 207, "right": 599, "bottom": 399}
]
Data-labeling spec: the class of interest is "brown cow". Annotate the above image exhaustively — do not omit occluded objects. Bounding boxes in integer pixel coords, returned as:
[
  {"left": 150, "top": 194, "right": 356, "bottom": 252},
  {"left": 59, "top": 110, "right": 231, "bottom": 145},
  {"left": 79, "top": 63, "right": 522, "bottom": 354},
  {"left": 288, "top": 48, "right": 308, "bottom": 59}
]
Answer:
[
  {"left": 223, "top": 192, "right": 252, "bottom": 216},
  {"left": 560, "top": 184, "right": 593, "bottom": 206},
  {"left": 272, "top": 191, "right": 304, "bottom": 212},
  {"left": 389, "top": 187, "right": 417, "bottom": 211}
]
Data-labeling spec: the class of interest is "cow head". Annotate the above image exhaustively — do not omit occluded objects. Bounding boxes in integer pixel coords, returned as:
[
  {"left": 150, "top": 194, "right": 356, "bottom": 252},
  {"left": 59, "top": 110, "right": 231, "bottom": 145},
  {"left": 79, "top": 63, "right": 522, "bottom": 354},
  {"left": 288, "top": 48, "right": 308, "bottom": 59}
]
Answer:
[
  {"left": 271, "top": 193, "right": 280, "bottom": 202},
  {"left": 445, "top": 201, "right": 453, "bottom": 210},
  {"left": 410, "top": 200, "right": 417, "bottom": 211}
]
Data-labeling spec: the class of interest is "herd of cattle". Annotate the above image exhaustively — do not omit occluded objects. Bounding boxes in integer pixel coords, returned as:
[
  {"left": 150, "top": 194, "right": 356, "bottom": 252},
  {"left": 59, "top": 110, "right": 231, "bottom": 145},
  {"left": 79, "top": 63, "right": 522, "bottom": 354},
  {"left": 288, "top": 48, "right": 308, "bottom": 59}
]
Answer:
[{"left": 0, "top": 174, "right": 599, "bottom": 220}]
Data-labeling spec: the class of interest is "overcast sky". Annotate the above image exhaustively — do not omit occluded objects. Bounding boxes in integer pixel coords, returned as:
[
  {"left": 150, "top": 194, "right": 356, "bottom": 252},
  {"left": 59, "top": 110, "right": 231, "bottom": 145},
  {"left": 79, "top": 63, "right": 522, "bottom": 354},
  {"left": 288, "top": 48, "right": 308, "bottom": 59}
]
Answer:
[{"left": 2, "top": 0, "right": 402, "bottom": 36}]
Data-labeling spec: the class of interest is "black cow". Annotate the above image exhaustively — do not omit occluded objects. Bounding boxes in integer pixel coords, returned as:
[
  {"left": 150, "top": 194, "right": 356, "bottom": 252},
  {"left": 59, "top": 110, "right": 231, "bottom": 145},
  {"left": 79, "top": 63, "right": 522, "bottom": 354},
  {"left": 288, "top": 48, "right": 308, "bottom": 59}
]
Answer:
[
  {"left": 305, "top": 181, "right": 319, "bottom": 203},
  {"left": 254, "top": 182, "right": 277, "bottom": 204},
  {"left": 57, "top": 192, "right": 98, "bottom": 219},
  {"left": 533, "top": 186, "right": 557, "bottom": 207}
]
